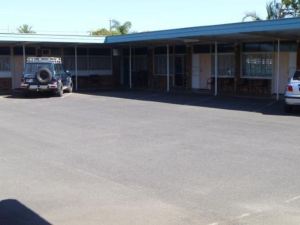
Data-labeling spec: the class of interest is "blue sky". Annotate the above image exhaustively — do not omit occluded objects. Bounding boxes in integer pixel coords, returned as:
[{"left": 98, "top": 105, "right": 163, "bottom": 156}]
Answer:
[{"left": 0, "top": 0, "right": 268, "bottom": 34}]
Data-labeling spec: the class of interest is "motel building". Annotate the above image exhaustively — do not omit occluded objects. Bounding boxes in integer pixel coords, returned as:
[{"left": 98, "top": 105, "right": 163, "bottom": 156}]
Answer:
[{"left": 1, "top": 18, "right": 300, "bottom": 99}]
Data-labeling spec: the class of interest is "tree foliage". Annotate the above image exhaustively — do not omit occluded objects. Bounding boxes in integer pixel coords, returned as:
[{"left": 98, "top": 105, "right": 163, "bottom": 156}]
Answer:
[
  {"left": 91, "top": 20, "right": 132, "bottom": 36},
  {"left": 243, "top": 0, "right": 300, "bottom": 21},
  {"left": 282, "top": 0, "right": 300, "bottom": 16},
  {"left": 90, "top": 28, "right": 119, "bottom": 36},
  {"left": 17, "top": 24, "right": 35, "bottom": 33}
]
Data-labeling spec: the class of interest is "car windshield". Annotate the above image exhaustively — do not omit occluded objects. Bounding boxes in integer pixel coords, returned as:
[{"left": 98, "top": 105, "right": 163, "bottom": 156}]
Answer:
[
  {"left": 293, "top": 71, "right": 300, "bottom": 80},
  {"left": 24, "top": 63, "right": 52, "bottom": 75}
]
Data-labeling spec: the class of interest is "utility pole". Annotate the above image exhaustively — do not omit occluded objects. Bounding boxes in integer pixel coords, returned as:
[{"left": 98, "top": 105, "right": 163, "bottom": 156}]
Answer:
[{"left": 109, "top": 19, "right": 112, "bottom": 32}]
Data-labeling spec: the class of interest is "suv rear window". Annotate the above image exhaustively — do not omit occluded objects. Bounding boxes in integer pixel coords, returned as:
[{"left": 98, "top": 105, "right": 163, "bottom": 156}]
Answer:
[
  {"left": 294, "top": 71, "right": 300, "bottom": 80},
  {"left": 25, "top": 63, "right": 52, "bottom": 75}
]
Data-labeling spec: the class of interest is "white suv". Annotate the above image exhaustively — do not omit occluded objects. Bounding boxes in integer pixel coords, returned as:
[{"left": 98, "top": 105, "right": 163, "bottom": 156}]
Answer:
[{"left": 284, "top": 71, "right": 300, "bottom": 112}]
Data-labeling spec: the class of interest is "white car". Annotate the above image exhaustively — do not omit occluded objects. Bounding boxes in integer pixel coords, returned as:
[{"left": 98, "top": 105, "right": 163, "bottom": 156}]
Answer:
[{"left": 284, "top": 71, "right": 300, "bottom": 112}]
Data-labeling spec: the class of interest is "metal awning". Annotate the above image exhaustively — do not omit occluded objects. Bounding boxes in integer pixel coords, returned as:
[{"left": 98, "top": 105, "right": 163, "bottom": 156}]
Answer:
[
  {"left": 0, "top": 33, "right": 105, "bottom": 45},
  {"left": 105, "top": 18, "right": 300, "bottom": 44}
]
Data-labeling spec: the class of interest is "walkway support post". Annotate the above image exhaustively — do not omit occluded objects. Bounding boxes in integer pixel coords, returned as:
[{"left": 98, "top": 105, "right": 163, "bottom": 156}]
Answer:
[
  {"left": 10, "top": 46, "right": 14, "bottom": 89},
  {"left": 129, "top": 46, "right": 132, "bottom": 89},
  {"left": 167, "top": 45, "right": 170, "bottom": 92},
  {"left": 75, "top": 46, "right": 78, "bottom": 91},
  {"left": 277, "top": 40, "right": 280, "bottom": 101},
  {"left": 22, "top": 44, "right": 26, "bottom": 68},
  {"left": 214, "top": 42, "right": 218, "bottom": 96}
]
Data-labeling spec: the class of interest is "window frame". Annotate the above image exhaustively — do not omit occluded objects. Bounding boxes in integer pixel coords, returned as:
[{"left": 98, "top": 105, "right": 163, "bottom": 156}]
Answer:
[
  {"left": 211, "top": 52, "right": 236, "bottom": 78},
  {"left": 153, "top": 54, "right": 175, "bottom": 76},
  {"left": 241, "top": 52, "right": 273, "bottom": 79}
]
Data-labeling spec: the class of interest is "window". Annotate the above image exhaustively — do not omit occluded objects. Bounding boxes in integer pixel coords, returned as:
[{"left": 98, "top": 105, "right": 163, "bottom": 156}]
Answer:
[
  {"left": 211, "top": 54, "right": 235, "bottom": 77},
  {"left": 25, "top": 63, "right": 52, "bottom": 75},
  {"left": 154, "top": 55, "right": 174, "bottom": 75},
  {"left": 293, "top": 71, "right": 300, "bottom": 80},
  {"left": 14, "top": 47, "right": 36, "bottom": 55},
  {"left": 0, "top": 47, "right": 10, "bottom": 55},
  {"left": 133, "top": 55, "right": 147, "bottom": 72},
  {"left": 63, "top": 56, "right": 112, "bottom": 71},
  {"left": 242, "top": 53, "right": 273, "bottom": 78},
  {"left": 193, "top": 45, "right": 211, "bottom": 54},
  {"left": 54, "top": 64, "right": 64, "bottom": 75},
  {"left": 89, "top": 56, "right": 111, "bottom": 70},
  {"left": 243, "top": 43, "right": 273, "bottom": 52},
  {"left": 0, "top": 56, "right": 11, "bottom": 72}
]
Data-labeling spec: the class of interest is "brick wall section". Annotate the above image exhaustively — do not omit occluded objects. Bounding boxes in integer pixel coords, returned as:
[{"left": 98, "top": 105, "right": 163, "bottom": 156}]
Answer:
[{"left": 0, "top": 78, "right": 12, "bottom": 92}]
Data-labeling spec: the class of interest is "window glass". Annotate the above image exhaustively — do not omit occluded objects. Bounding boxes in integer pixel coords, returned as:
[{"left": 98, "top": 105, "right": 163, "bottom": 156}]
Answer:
[
  {"left": 0, "top": 47, "right": 10, "bottom": 55},
  {"left": 89, "top": 48, "right": 111, "bottom": 56},
  {"left": 211, "top": 54, "right": 235, "bottom": 77},
  {"left": 293, "top": 71, "right": 300, "bottom": 80},
  {"left": 0, "top": 56, "right": 10, "bottom": 71},
  {"left": 63, "top": 56, "right": 112, "bottom": 70},
  {"left": 212, "top": 44, "right": 235, "bottom": 53},
  {"left": 24, "top": 63, "right": 52, "bottom": 75},
  {"left": 154, "top": 55, "right": 174, "bottom": 75},
  {"left": 133, "top": 56, "right": 147, "bottom": 72},
  {"left": 55, "top": 64, "right": 64, "bottom": 75},
  {"left": 242, "top": 53, "right": 273, "bottom": 77},
  {"left": 243, "top": 43, "right": 274, "bottom": 52},
  {"left": 154, "top": 47, "right": 174, "bottom": 55},
  {"left": 193, "top": 45, "right": 210, "bottom": 54}
]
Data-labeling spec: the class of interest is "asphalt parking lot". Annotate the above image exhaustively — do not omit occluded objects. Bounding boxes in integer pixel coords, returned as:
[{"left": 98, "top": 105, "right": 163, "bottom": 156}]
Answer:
[{"left": 1, "top": 91, "right": 300, "bottom": 225}]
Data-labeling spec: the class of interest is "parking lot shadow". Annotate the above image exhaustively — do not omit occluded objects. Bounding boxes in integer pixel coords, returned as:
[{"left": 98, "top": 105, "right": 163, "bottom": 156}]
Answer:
[
  {"left": 4, "top": 91, "right": 55, "bottom": 99},
  {"left": 0, "top": 199, "right": 51, "bottom": 225},
  {"left": 81, "top": 90, "right": 300, "bottom": 117}
]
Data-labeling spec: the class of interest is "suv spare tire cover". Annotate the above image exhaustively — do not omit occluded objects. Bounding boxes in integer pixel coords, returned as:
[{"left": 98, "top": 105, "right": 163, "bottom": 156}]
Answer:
[{"left": 37, "top": 67, "right": 53, "bottom": 84}]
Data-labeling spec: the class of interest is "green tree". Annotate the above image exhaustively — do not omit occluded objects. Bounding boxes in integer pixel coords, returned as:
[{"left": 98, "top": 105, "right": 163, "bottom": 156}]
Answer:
[
  {"left": 282, "top": 0, "right": 300, "bottom": 17},
  {"left": 91, "top": 20, "right": 132, "bottom": 36},
  {"left": 111, "top": 20, "right": 132, "bottom": 35},
  {"left": 243, "top": 0, "right": 300, "bottom": 21},
  {"left": 17, "top": 24, "right": 35, "bottom": 33},
  {"left": 243, "top": 1, "right": 283, "bottom": 21},
  {"left": 90, "top": 28, "right": 119, "bottom": 36}
]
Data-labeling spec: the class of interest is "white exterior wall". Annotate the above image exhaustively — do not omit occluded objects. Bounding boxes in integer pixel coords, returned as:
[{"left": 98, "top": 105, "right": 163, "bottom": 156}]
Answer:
[
  {"left": 272, "top": 52, "right": 297, "bottom": 94},
  {"left": 192, "top": 53, "right": 211, "bottom": 90}
]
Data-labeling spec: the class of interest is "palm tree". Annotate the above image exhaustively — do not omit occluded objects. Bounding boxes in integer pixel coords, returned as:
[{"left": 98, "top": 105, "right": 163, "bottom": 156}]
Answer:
[
  {"left": 17, "top": 24, "right": 35, "bottom": 34},
  {"left": 90, "top": 20, "right": 133, "bottom": 36},
  {"left": 111, "top": 20, "right": 132, "bottom": 35}
]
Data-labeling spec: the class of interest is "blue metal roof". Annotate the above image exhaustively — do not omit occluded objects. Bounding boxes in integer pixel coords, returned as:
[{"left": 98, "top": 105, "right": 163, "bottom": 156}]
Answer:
[
  {"left": 0, "top": 33, "right": 105, "bottom": 44},
  {"left": 105, "top": 17, "right": 300, "bottom": 44},
  {"left": 1, "top": 18, "right": 300, "bottom": 46}
]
